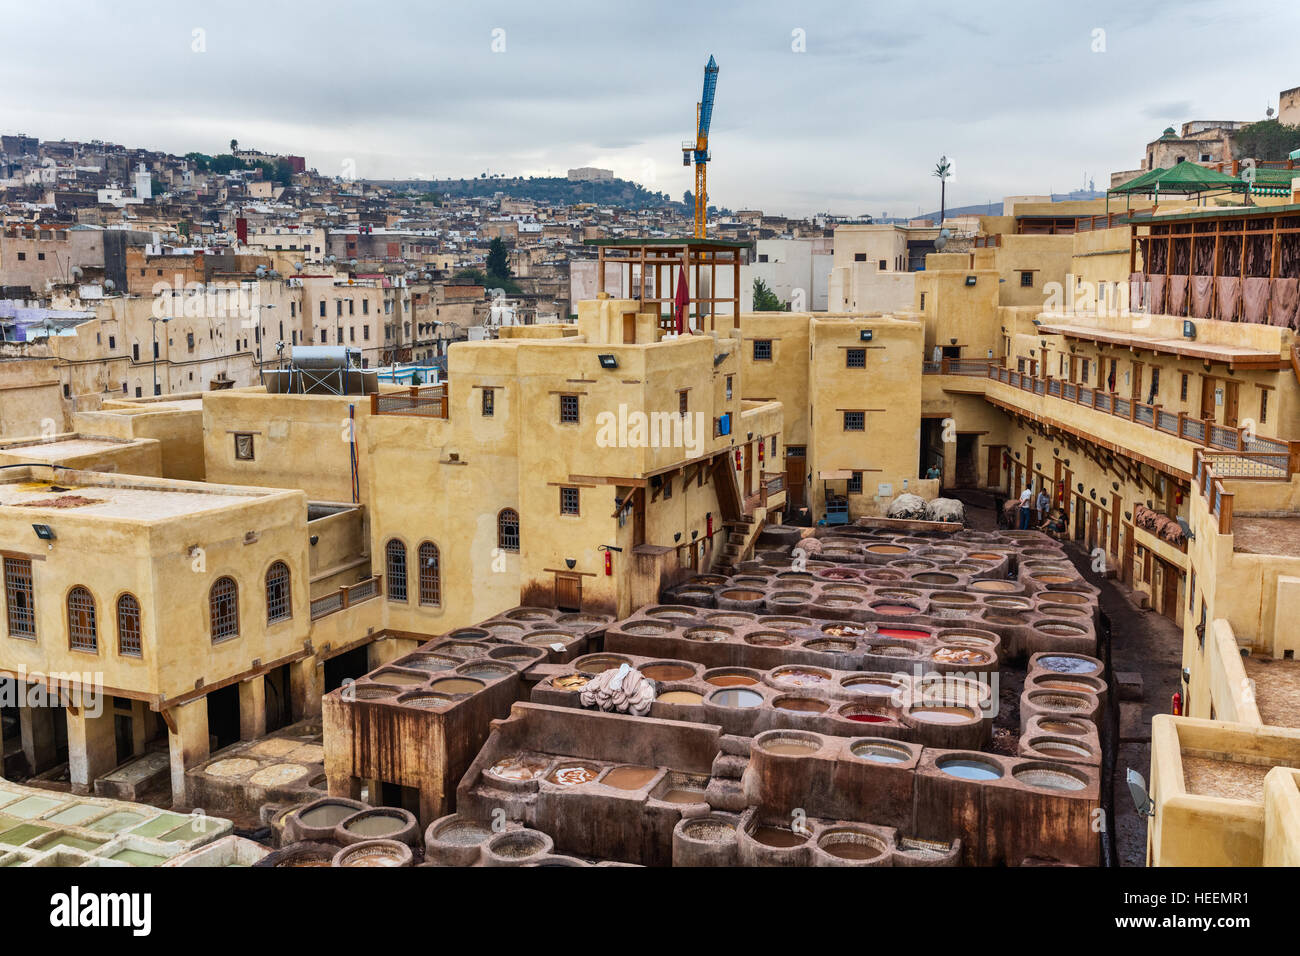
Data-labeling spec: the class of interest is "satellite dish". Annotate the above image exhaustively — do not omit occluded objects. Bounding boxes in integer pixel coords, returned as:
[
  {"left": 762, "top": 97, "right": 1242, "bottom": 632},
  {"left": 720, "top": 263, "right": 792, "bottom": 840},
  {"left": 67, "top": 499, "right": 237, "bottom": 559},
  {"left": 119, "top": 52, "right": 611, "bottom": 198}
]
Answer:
[
  {"left": 104, "top": 279, "right": 116, "bottom": 291},
  {"left": 293, "top": 261, "right": 303, "bottom": 271},
  {"left": 268, "top": 270, "right": 280, "bottom": 279},
  {"left": 1126, "top": 768, "right": 1155, "bottom": 817},
  {"left": 1267, "top": 107, "right": 1276, "bottom": 118},
  {"left": 255, "top": 265, "right": 267, "bottom": 276},
  {"left": 349, "top": 258, "right": 357, "bottom": 267},
  {"left": 934, "top": 227, "right": 951, "bottom": 252}
]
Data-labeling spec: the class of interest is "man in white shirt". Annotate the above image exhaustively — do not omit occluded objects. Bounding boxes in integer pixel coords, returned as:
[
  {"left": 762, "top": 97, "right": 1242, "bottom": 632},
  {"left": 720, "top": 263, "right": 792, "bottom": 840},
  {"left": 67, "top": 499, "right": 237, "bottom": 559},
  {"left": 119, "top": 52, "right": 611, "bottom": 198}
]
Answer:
[{"left": 1018, "top": 486, "right": 1033, "bottom": 530}]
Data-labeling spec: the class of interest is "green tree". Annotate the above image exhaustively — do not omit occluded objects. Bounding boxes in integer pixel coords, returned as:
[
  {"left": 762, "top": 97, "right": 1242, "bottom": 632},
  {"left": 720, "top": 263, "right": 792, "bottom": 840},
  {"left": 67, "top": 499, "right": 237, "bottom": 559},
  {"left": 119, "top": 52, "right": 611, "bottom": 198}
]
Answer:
[
  {"left": 486, "top": 237, "right": 512, "bottom": 281},
  {"left": 1234, "top": 120, "right": 1300, "bottom": 162},
  {"left": 752, "top": 278, "right": 785, "bottom": 311}
]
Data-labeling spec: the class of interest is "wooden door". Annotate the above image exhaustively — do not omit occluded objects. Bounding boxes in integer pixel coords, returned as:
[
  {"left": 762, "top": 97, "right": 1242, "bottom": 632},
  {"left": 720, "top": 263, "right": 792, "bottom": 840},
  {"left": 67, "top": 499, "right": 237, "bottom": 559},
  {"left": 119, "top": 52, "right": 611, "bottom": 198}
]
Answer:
[
  {"left": 1130, "top": 361, "right": 1144, "bottom": 401},
  {"left": 1160, "top": 560, "right": 1181, "bottom": 622},
  {"left": 554, "top": 573, "right": 582, "bottom": 611},
  {"left": 1224, "top": 381, "right": 1239, "bottom": 428},
  {"left": 1110, "top": 494, "right": 1121, "bottom": 556},
  {"left": 632, "top": 488, "right": 646, "bottom": 547},
  {"left": 1121, "top": 522, "right": 1134, "bottom": 584},
  {"left": 987, "top": 445, "right": 1001, "bottom": 490},
  {"left": 785, "top": 451, "right": 806, "bottom": 508},
  {"left": 1200, "top": 375, "right": 1216, "bottom": 420},
  {"left": 622, "top": 312, "right": 637, "bottom": 344},
  {"left": 743, "top": 444, "right": 753, "bottom": 497}
]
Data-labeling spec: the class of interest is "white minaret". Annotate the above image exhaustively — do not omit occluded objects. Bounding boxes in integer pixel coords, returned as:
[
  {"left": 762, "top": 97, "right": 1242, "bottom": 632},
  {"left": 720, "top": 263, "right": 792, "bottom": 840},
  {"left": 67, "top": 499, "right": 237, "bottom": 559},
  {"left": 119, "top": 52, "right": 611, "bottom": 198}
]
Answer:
[{"left": 134, "top": 162, "right": 152, "bottom": 200}]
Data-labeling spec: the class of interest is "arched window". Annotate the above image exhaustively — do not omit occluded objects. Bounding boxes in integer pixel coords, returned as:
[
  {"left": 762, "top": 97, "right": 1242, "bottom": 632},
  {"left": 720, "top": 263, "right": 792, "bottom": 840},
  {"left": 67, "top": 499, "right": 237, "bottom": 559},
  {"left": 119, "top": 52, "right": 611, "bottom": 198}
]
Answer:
[
  {"left": 210, "top": 576, "right": 239, "bottom": 642},
  {"left": 67, "top": 586, "right": 97, "bottom": 652},
  {"left": 498, "top": 509, "right": 519, "bottom": 553},
  {"left": 386, "top": 539, "right": 408, "bottom": 602},
  {"left": 418, "top": 542, "right": 441, "bottom": 606},
  {"left": 117, "top": 593, "right": 142, "bottom": 657},
  {"left": 265, "top": 561, "right": 292, "bottom": 623}
]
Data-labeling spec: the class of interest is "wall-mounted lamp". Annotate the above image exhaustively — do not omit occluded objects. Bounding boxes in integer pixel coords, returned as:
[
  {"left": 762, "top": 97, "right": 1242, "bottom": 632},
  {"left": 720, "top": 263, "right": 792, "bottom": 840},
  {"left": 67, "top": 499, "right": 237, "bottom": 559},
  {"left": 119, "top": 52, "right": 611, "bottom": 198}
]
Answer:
[
  {"left": 1112, "top": 482, "right": 1120, "bottom": 492},
  {"left": 691, "top": 530, "right": 698, "bottom": 540},
  {"left": 597, "top": 354, "right": 619, "bottom": 369},
  {"left": 673, "top": 532, "right": 682, "bottom": 543},
  {"left": 564, "top": 558, "right": 576, "bottom": 570},
  {"left": 1077, "top": 482, "right": 1084, "bottom": 493},
  {"left": 32, "top": 524, "right": 55, "bottom": 541}
]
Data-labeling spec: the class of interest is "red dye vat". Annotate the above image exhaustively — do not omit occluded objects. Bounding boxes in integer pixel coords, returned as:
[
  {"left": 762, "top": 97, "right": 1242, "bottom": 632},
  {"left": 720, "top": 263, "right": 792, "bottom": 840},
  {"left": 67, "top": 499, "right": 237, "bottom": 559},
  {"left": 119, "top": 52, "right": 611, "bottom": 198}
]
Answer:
[{"left": 876, "top": 627, "right": 928, "bottom": 639}]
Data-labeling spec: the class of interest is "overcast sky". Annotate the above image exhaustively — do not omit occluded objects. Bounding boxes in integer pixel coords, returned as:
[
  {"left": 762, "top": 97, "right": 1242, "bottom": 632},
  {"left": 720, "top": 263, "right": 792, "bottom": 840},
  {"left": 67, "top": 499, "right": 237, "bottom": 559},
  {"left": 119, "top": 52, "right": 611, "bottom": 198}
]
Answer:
[{"left": 4, "top": 0, "right": 1297, "bottom": 216}]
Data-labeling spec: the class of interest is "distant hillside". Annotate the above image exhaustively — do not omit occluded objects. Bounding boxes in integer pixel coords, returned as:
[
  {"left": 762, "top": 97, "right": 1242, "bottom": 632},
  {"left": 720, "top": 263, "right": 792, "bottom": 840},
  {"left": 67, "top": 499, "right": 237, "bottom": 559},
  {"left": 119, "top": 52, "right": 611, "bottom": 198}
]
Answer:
[
  {"left": 369, "top": 175, "right": 683, "bottom": 211},
  {"left": 915, "top": 190, "right": 1107, "bottom": 223}
]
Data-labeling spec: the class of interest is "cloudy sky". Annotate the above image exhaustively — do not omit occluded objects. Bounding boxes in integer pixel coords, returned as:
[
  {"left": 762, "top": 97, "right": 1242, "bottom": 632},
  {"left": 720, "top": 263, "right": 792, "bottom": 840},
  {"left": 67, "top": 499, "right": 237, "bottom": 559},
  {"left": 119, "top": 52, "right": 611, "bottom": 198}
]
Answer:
[{"left": 4, "top": 0, "right": 1297, "bottom": 216}]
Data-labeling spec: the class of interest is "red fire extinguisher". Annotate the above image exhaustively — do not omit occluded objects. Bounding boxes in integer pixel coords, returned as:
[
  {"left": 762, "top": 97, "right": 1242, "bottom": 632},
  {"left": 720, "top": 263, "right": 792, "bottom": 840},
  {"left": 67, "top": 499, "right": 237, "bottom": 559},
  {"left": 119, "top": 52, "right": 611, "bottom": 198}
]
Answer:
[
  {"left": 604, "top": 550, "right": 612, "bottom": 576},
  {"left": 735, "top": 448, "right": 742, "bottom": 470},
  {"left": 758, "top": 441, "right": 765, "bottom": 464},
  {"left": 1171, "top": 691, "right": 1182, "bottom": 716},
  {"left": 706, "top": 513, "right": 713, "bottom": 538}
]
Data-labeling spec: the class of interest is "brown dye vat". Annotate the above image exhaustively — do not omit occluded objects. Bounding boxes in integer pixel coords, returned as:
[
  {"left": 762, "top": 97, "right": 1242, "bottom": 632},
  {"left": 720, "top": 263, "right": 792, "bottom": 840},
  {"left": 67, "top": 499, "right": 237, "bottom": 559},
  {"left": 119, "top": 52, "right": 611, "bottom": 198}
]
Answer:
[
  {"left": 1028, "top": 692, "right": 1090, "bottom": 713},
  {"left": 602, "top": 766, "right": 659, "bottom": 790},
  {"left": 1038, "top": 604, "right": 1087, "bottom": 617},
  {"left": 547, "top": 763, "right": 601, "bottom": 786},
  {"left": 758, "top": 617, "right": 812, "bottom": 631},
  {"left": 932, "top": 647, "right": 991, "bottom": 665},
  {"left": 492, "top": 649, "right": 542, "bottom": 663},
  {"left": 658, "top": 691, "right": 704, "bottom": 705},
  {"left": 821, "top": 597, "right": 861, "bottom": 608},
  {"left": 352, "top": 685, "right": 398, "bottom": 700},
  {"left": 1035, "top": 678, "right": 1099, "bottom": 694},
  {"left": 930, "top": 593, "right": 977, "bottom": 606},
  {"left": 646, "top": 606, "right": 698, "bottom": 619},
  {"left": 552, "top": 674, "right": 591, "bottom": 690},
  {"left": 914, "top": 573, "right": 958, "bottom": 585},
  {"left": 485, "top": 622, "right": 527, "bottom": 637},
  {"left": 891, "top": 560, "right": 935, "bottom": 570},
  {"left": 706, "top": 613, "right": 756, "bottom": 626},
  {"left": 842, "top": 675, "right": 903, "bottom": 696},
  {"left": 685, "top": 627, "right": 732, "bottom": 642},
  {"left": 1037, "top": 719, "right": 1089, "bottom": 735},
  {"left": 705, "top": 671, "right": 759, "bottom": 687},
  {"left": 972, "top": 580, "right": 1017, "bottom": 592},
  {"left": 523, "top": 631, "right": 577, "bottom": 646},
  {"left": 871, "top": 603, "right": 919, "bottom": 615},
  {"left": 1033, "top": 573, "right": 1075, "bottom": 585},
  {"left": 1014, "top": 766, "right": 1088, "bottom": 791},
  {"left": 1038, "top": 621, "right": 1087, "bottom": 636},
  {"left": 398, "top": 693, "right": 454, "bottom": 710},
  {"left": 572, "top": 655, "right": 631, "bottom": 672},
  {"left": 508, "top": 609, "right": 553, "bottom": 621},
  {"left": 968, "top": 552, "right": 1002, "bottom": 560},
  {"left": 867, "top": 545, "right": 909, "bottom": 554},
  {"left": 759, "top": 735, "right": 822, "bottom": 755},
  {"left": 488, "top": 754, "right": 551, "bottom": 781},
  {"left": 772, "top": 697, "right": 829, "bottom": 713},
  {"left": 1030, "top": 739, "right": 1094, "bottom": 760},
  {"left": 344, "top": 812, "right": 407, "bottom": 838},
  {"left": 449, "top": 628, "right": 490, "bottom": 640},
  {"left": 820, "top": 829, "right": 890, "bottom": 861},
  {"left": 429, "top": 677, "right": 485, "bottom": 695},
  {"left": 662, "top": 789, "right": 708, "bottom": 804},
  {"left": 458, "top": 662, "right": 514, "bottom": 679},
  {"left": 642, "top": 663, "right": 696, "bottom": 681},
  {"left": 439, "top": 642, "right": 488, "bottom": 660},
  {"left": 772, "top": 667, "right": 831, "bottom": 687},
  {"left": 400, "top": 654, "right": 460, "bottom": 672},
  {"left": 751, "top": 825, "right": 808, "bottom": 848},
  {"left": 720, "top": 589, "right": 765, "bottom": 601},
  {"left": 620, "top": 621, "right": 676, "bottom": 636},
  {"left": 823, "top": 583, "right": 869, "bottom": 595},
  {"left": 1042, "top": 590, "right": 1089, "bottom": 605}
]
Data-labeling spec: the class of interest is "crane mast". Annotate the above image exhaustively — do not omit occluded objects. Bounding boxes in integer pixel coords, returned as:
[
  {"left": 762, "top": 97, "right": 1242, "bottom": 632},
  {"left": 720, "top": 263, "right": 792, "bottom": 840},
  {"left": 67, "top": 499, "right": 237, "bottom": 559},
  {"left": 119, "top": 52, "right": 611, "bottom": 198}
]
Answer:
[{"left": 682, "top": 56, "right": 719, "bottom": 239}]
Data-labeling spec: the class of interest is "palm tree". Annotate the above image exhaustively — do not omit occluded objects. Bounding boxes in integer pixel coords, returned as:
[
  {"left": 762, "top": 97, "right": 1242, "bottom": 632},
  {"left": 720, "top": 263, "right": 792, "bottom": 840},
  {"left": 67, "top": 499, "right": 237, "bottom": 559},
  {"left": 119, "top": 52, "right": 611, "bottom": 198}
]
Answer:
[{"left": 933, "top": 155, "right": 952, "bottom": 224}]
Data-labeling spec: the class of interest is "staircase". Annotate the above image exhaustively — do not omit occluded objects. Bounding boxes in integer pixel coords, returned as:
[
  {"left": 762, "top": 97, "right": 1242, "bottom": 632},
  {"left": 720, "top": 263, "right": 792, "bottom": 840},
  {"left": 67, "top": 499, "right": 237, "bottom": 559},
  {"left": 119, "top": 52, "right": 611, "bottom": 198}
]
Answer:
[{"left": 709, "top": 453, "right": 759, "bottom": 573}]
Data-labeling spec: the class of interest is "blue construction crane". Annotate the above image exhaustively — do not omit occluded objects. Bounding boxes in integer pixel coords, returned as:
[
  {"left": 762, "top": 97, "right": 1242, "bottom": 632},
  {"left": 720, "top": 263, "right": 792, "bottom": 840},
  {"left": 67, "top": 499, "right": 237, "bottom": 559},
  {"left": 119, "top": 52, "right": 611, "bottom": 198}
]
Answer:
[{"left": 682, "top": 55, "right": 719, "bottom": 238}]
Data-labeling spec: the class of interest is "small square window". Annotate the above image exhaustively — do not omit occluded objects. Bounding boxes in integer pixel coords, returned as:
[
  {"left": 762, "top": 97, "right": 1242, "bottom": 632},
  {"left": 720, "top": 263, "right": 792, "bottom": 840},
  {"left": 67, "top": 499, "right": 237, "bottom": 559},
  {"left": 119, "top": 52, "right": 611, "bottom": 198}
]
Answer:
[
  {"left": 854, "top": 253, "right": 866, "bottom": 262},
  {"left": 678, "top": 390, "right": 689, "bottom": 417},
  {"left": 725, "top": 376, "right": 733, "bottom": 401},
  {"left": 234, "top": 433, "right": 255, "bottom": 461},
  {"left": 846, "top": 348, "right": 866, "bottom": 368},
  {"left": 843, "top": 411, "right": 865, "bottom": 431},
  {"left": 664, "top": 477, "right": 673, "bottom": 499},
  {"left": 560, "top": 486, "right": 580, "bottom": 515},
  {"left": 847, "top": 471, "right": 863, "bottom": 494},
  {"left": 752, "top": 340, "right": 772, "bottom": 361},
  {"left": 1020, "top": 271, "right": 1034, "bottom": 287},
  {"left": 482, "top": 388, "right": 495, "bottom": 416},
  {"left": 559, "top": 394, "right": 580, "bottom": 424}
]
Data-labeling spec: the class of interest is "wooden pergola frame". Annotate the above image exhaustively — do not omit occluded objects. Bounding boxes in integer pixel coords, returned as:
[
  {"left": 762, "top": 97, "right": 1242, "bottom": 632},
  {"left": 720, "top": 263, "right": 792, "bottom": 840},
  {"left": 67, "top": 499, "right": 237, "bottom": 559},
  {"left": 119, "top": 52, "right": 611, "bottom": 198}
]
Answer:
[{"left": 591, "top": 239, "right": 748, "bottom": 333}]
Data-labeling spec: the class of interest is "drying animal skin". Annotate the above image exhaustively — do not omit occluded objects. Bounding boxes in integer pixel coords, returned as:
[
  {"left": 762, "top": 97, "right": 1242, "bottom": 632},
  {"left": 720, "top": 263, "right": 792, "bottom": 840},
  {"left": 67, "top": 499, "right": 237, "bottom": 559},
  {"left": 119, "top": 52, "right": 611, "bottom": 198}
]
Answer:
[{"left": 579, "top": 663, "right": 656, "bottom": 716}]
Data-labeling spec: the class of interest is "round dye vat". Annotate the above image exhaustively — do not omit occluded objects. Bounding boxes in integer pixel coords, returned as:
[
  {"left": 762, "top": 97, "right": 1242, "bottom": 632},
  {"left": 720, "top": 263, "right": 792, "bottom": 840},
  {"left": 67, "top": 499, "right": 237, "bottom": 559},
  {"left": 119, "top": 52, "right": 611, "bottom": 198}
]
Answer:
[
  {"left": 875, "top": 627, "right": 928, "bottom": 639},
  {"left": 972, "top": 580, "right": 1018, "bottom": 592},
  {"left": 850, "top": 741, "right": 911, "bottom": 764},
  {"left": 745, "top": 632, "right": 793, "bottom": 647},
  {"left": 1035, "top": 678, "right": 1099, "bottom": 694},
  {"left": 1037, "top": 655, "right": 1097, "bottom": 674},
  {"left": 707, "top": 613, "right": 755, "bottom": 626},
  {"left": 522, "top": 631, "right": 577, "bottom": 647},
  {"left": 458, "top": 662, "right": 513, "bottom": 680},
  {"left": 709, "top": 688, "right": 764, "bottom": 708},
  {"left": 1038, "top": 621, "right": 1087, "bottom": 636},
  {"left": 369, "top": 670, "right": 426, "bottom": 686},
  {"left": 773, "top": 697, "right": 828, "bottom": 714},
  {"left": 400, "top": 693, "right": 454, "bottom": 710},
  {"left": 1042, "top": 590, "right": 1089, "bottom": 605},
  {"left": 337, "top": 841, "right": 410, "bottom": 867},
  {"left": 842, "top": 676, "right": 903, "bottom": 697},
  {"left": 1034, "top": 573, "right": 1075, "bottom": 585},
  {"left": 548, "top": 763, "right": 600, "bottom": 786},
  {"left": 968, "top": 552, "right": 1002, "bottom": 561},
  {"left": 438, "top": 642, "right": 487, "bottom": 660},
  {"left": 621, "top": 622, "right": 674, "bottom": 636},
  {"left": 823, "top": 584, "right": 868, "bottom": 596},
  {"left": 646, "top": 605, "right": 698, "bottom": 619},
  {"left": 871, "top": 603, "right": 919, "bottom": 616},
  {"left": 507, "top": 609, "right": 553, "bottom": 622},
  {"left": 449, "top": 628, "right": 490, "bottom": 640},
  {"left": 819, "top": 829, "right": 890, "bottom": 862},
  {"left": 930, "top": 592, "right": 977, "bottom": 606},
  {"left": 759, "top": 735, "right": 821, "bottom": 756},
  {"left": 1014, "top": 767, "right": 1088, "bottom": 791},
  {"left": 552, "top": 674, "right": 591, "bottom": 690},
  {"left": 751, "top": 825, "right": 808, "bottom": 848},
  {"left": 601, "top": 766, "right": 659, "bottom": 790},
  {"left": 1029, "top": 692, "right": 1090, "bottom": 712},
  {"left": 1037, "top": 719, "right": 1089, "bottom": 735},
  {"left": 821, "top": 597, "right": 862, "bottom": 608},
  {"left": 937, "top": 757, "right": 1003, "bottom": 781},
  {"left": 868, "top": 644, "right": 916, "bottom": 659},
  {"left": 909, "top": 705, "right": 976, "bottom": 725},
  {"left": 1030, "top": 739, "right": 1093, "bottom": 759},
  {"left": 805, "top": 639, "right": 855, "bottom": 653},
  {"left": 642, "top": 663, "right": 696, "bottom": 682},
  {"left": 985, "top": 596, "right": 1031, "bottom": 609},
  {"left": 398, "top": 654, "right": 459, "bottom": 672},
  {"left": 428, "top": 677, "right": 484, "bottom": 696},
  {"left": 485, "top": 622, "right": 526, "bottom": 637},
  {"left": 771, "top": 667, "right": 831, "bottom": 687},
  {"left": 491, "top": 647, "right": 544, "bottom": 664},
  {"left": 1039, "top": 604, "right": 1087, "bottom": 618},
  {"left": 573, "top": 655, "right": 631, "bottom": 673},
  {"left": 297, "top": 803, "right": 356, "bottom": 828},
  {"left": 344, "top": 812, "right": 407, "bottom": 838},
  {"left": 841, "top": 705, "right": 892, "bottom": 723},
  {"left": 352, "top": 685, "right": 399, "bottom": 701},
  {"left": 821, "top": 623, "right": 866, "bottom": 637},
  {"left": 487, "top": 754, "right": 551, "bottom": 781},
  {"left": 658, "top": 690, "right": 704, "bottom": 705},
  {"left": 684, "top": 627, "right": 732, "bottom": 643},
  {"left": 867, "top": 544, "right": 909, "bottom": 554},
  {"left": 720, "top": 589, "right": 765, "bottom": 601},
  {"left": 914, "top": 572, "right": 958, "bottom": 585},
  {"left": 660, "top": 788, "right": 709, "bottom": 805},
  {"left": 705, "top": 671, "right": 759, "bottom": 687},
  {"left": 758, "top": 617, "right": 811, "bottom": 631},
  {"left": 932, "top": 647, "right": 991, "bottom": 665}
]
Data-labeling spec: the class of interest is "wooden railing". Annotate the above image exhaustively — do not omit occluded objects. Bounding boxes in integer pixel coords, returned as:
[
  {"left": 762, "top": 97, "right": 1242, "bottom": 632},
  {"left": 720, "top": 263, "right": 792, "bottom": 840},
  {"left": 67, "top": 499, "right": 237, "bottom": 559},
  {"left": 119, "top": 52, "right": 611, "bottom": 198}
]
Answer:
[
  {"left": 310, "top": 574, "right": 383, "bottom": 620},
  {"left": 1193, "top": 451, "right": 1235, "bottom": 535},
  {"left": 922, "top": 358, "right": 998, "bottom": 376},
  {"left": 370, "top": 385, "right": 447, "bottom": 418},
  {"left": 989, "top": 365, "right": 1299, "bottom": 466}
]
